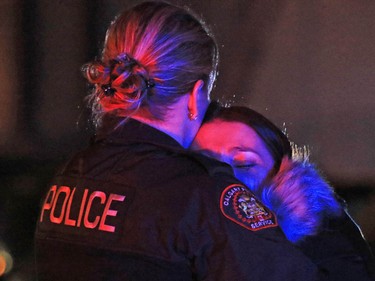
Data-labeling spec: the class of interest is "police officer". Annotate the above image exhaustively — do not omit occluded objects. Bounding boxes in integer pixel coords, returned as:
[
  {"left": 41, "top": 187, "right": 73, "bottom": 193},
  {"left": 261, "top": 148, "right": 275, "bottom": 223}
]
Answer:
[{"left": 35, "top": 2, "right": 326, "bottom": 280}]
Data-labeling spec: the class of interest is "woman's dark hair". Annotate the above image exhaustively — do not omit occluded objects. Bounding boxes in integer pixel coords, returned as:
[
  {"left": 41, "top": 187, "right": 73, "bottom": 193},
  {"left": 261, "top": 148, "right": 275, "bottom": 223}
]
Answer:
[{"left": 204, "top": 102, "right": 292, "bottom": 173}]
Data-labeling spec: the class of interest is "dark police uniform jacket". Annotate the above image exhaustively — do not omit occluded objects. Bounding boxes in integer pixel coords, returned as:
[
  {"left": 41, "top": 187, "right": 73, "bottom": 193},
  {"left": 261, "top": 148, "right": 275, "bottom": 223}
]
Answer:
[{"left": 35, "top": 117, "right": 325, "bottom": 281}]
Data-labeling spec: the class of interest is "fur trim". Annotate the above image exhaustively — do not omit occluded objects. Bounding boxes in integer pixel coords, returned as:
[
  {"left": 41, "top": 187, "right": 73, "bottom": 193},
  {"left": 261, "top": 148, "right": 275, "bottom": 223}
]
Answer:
[{"left": 257, "top": 157, "right": 343, "bottom": 243}]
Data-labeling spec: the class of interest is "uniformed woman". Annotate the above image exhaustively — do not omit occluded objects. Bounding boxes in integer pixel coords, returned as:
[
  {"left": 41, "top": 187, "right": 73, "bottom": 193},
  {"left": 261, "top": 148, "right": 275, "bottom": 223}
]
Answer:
[{"left": 35, "top": 2, "right": 330, "bottom": 280}]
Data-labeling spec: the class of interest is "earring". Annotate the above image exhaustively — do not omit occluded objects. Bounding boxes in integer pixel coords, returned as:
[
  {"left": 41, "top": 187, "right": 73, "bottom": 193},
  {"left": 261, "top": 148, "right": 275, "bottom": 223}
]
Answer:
[{"left": 188, "top": 112, "right": 198, "bottom": 121}]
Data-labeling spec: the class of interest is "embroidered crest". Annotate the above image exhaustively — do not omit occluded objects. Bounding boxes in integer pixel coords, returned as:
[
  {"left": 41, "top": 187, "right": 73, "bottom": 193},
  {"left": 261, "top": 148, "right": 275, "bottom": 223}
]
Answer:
[{"left": 220, "top": 184, "right": 278, "bottom": 231}]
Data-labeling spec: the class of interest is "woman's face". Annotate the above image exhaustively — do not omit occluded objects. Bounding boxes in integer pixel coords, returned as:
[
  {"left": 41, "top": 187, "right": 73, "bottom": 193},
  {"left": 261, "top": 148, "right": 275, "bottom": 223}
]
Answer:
[{"left": 191, "top": 120, "right": 275, "bottom": 190}]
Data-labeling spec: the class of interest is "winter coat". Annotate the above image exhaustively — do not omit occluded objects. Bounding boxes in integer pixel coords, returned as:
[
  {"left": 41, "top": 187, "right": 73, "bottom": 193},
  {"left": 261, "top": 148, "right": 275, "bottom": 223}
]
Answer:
[
  {"left": 35, "top": 118, "right": 326, "bottom": 281},
  {"left": 257, "top": 157, "right": 375, "bottom": 280}
]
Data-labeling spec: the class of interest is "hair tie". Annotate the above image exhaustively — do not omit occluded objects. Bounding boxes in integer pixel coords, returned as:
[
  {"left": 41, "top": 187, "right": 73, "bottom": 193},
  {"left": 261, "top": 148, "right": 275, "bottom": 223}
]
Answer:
[
  {"left": 101, "top": 53, "right": 155, "bottom": 97},
  {"left": 101, "top": 84, "right": 116, "bottom": 97},
  {"left": 146, "top": 79, "right": 155, "bottom": 89}
]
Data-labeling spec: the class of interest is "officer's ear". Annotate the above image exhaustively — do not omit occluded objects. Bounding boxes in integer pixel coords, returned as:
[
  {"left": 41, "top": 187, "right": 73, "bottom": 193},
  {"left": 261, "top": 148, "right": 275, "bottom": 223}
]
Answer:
[{"left": 188, "top": 80, "right": 206, "bottom": 120}]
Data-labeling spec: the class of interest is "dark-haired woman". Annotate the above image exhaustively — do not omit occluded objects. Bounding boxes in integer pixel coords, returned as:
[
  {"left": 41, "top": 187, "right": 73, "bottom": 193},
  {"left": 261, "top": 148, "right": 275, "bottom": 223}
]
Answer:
[
  {"left": 192, "top": 104, "right": 375, "bottom": 280},
  {"left": 35, "top": 2, "right": 329, "bottom": 280}
]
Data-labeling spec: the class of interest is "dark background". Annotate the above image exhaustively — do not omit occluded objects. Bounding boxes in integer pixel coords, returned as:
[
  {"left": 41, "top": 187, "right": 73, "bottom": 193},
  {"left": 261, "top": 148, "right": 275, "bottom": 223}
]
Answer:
[{"left": 1, "top": 0, "right": 374, "bottom": 280}]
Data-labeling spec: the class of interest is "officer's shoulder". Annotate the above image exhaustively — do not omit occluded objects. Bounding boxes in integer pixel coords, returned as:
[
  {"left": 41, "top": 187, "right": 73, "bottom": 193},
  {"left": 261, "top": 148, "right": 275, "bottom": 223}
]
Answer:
[{"left": 178, "top": 151, "right": 235, "bottom": 179}]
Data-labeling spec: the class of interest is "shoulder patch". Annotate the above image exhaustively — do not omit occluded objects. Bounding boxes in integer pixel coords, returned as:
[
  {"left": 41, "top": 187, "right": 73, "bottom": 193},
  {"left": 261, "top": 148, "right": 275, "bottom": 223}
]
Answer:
[{"left": 220, "top": 184, "right": 278, "bottom": 231}]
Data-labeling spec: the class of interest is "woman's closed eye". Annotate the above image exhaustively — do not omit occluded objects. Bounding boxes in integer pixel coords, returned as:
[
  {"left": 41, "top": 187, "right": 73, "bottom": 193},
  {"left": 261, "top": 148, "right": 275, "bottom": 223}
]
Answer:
[
  {"left": 231, "top": 151, "right": 260, "bottom": 170},
  {"left": 232, "top": 161, "right": 257, "bottom": 170}
]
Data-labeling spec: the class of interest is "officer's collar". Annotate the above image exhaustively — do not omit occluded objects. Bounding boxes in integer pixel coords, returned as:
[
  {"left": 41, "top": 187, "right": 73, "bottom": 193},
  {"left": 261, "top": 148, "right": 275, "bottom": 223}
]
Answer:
[
  {"left": 94, "top": 115, "right": 185, "bottom": 151},
  {"left": 95, "top": 115, "right": 237, "bottom": 178}
]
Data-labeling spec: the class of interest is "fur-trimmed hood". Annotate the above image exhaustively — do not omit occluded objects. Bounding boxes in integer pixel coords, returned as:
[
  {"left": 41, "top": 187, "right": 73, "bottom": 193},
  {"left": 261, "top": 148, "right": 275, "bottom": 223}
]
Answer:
[{"left": 256, "top": 157, "right": 344, "bottom": 243}]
